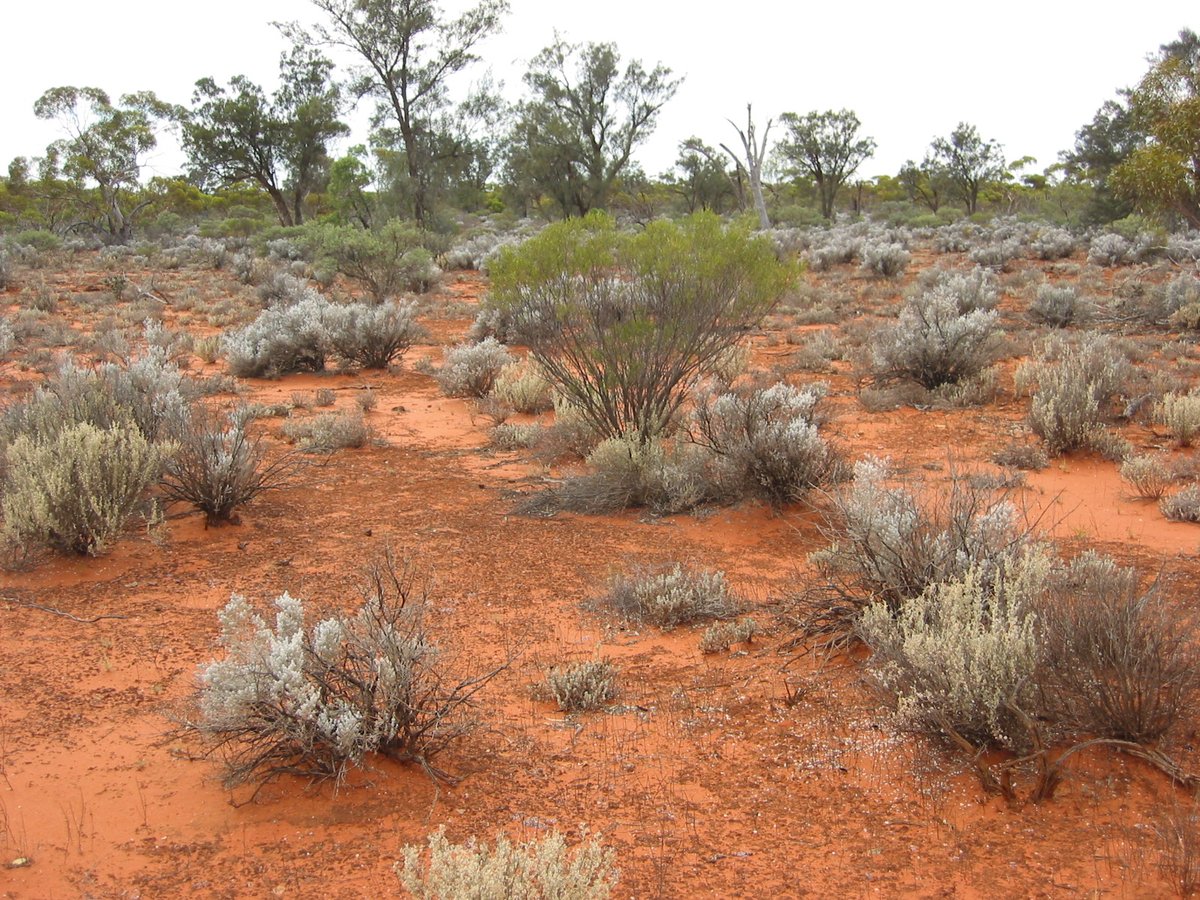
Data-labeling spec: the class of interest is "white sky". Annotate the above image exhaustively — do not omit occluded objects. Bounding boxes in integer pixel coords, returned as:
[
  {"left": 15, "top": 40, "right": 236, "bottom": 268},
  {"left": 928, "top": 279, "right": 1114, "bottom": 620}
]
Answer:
[{"left": 2, "top": 1, "right": 1196, "bottom": 186}]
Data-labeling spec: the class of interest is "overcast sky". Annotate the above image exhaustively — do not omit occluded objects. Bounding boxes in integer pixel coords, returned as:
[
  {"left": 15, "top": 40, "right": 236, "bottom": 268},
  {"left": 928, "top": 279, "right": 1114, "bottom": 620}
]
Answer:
[{"left": 2, "top": 1, "right": 1196, "bottom": 186}]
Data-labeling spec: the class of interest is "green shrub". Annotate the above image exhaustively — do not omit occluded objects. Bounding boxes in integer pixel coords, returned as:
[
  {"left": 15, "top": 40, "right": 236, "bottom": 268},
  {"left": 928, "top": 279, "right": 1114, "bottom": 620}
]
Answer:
[
  {"left": 486, "top": 212, "right": 790, "bottom": 443},
  {"left": 3, "top": 421, "right": 171, "bottom": 555},
  {"left": 310, "top": 220, "right": 439, "bottom": 301}
]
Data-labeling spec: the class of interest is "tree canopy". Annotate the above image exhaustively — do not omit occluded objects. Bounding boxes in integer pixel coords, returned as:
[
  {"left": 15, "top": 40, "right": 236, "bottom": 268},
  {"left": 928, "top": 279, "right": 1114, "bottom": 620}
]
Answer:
[{"left": 776, "top": 109, "right": 875, "bottom": 219}]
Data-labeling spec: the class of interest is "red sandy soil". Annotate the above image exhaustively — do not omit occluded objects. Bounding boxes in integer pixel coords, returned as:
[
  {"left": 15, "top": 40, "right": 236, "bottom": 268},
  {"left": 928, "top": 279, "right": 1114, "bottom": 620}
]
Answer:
[{"left": 0, "top": 260, "right": 1198, "bottom": 898}]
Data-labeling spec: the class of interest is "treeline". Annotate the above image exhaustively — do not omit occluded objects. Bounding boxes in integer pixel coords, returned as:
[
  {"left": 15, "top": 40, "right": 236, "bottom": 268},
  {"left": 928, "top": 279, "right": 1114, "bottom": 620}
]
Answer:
[{"left": 1, "top": 1, "right": 1197, "bottom": 242}]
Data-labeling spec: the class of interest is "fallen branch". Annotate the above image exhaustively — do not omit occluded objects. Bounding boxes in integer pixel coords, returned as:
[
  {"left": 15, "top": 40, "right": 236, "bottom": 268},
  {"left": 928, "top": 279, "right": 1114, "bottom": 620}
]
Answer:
[{"left": 3, "top": 597, "right": 126, "bottom": 623}]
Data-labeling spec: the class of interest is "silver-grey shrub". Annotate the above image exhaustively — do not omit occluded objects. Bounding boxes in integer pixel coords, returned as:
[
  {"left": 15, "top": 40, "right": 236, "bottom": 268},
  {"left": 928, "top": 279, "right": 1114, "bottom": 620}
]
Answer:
[
  {"left": 223, "top": 294, "right": 332, "bottom": 378},
  {"left": 689, "top": 381, "right": 839, "bottom": 507},
  {"left": 602, "top": 563, "right": 740, "bottom": 629},
  {"left": 325, "top": 299, "right": 425, "bottom": 370},
  {"left": 806, "top": 457, "right": 1029, "bottom": 638},
  {"left": 436, "top": 337, "right": 514, "bottom": 398},
  {"left": 916, "top": 265, "right": 999, "bottom": 313},
  {"left": 191, "top": 558, "right": 501, "bottom": 788},
  {"left": 1029, "top": 283, "right": 1089, "bottom": 328},
  {"left": 1156, "top": 390, "right": 1200, "bottom": 447},
  {"left": 1018, "top": 333, "right": 1131, "bottom": 455},
  {"left": 1029, "top": 228, "right": 1076, "bottom": 261},
  {"left": 967, "top": 238, "right": 1022, "bottom": 271},
  {"left": 0, "top": 248, "right": 13, "bottom": 290},
  {"left": 872, "top": 288, "right": 1000, "bottom": 389},
  {"left": 859, "top": 241, "right": 911, "bottom": 278},
  {"left": 1161, "top": 485, "right": 1200, "bottom": 522}
]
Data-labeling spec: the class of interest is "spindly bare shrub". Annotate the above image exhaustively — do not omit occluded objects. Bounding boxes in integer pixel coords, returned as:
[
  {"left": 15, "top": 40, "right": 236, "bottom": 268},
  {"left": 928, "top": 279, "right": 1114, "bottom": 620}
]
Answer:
[
  {"left": 188, "top": 556, "right": 504, "bottom": 788},
  {"left": 545, "top": 660, "right": 618, "bottom": 712},
  {"left": 872, "top": 289, "right": 1000, "bottom": 389},
  {"left": 1157, "top": 391, "right": 1200, "bottom": 447},
  {"left": 602, "top": 563, "right": 740, "bottom": 629},
  {"left": 436, "top": 338, "right": 514, "bottom": 399},
  {"left": 2, "top": 422, "right": 172, "bottom": 555},
  {"left": 1018, "top": 333, "right": 1131, "bottom": 455},
  {"left": 159, "top": 407, "right": 294, "bottom": 525},
  {"left": 398, "top": 827, "right": 616, "bottom": 899},
  {"left": 689, "top": 381, "right": 840, "bottom": 507},
  {"left": 859, "top": 551, "right": 1046, "bottom": 750},
  {"left": 1040, "top": 552, "right": 1199, "bottom": 743}
]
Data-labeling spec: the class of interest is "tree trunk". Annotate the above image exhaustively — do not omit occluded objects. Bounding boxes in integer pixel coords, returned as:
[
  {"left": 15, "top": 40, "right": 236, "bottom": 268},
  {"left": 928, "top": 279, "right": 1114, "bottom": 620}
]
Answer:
[{"left": 266, "top": 185, "right": 296, "bottom": 227}]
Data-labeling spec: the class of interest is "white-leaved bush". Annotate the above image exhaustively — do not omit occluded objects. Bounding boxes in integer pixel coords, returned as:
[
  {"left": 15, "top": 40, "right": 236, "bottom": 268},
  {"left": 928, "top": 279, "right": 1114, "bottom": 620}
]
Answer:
[
  {"left": 192, "top": 558, "right": 502, "bottom": 788},
  {"left": 602, "top": 563, "right": 740, "bottom": 629},
  {"left": 435, "top": 337, "right": 515, "bottom": 398}
]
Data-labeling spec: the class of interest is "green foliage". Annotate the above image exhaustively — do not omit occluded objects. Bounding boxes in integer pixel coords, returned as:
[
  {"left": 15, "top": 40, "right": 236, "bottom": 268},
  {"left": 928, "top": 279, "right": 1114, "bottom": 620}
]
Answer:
[
  {"left": 289, "top": 0, "right": 509, "bottom": 226},
  {"left": 33, "top": 86, "right": 170, "bottom": 240},
  {"left": 181, "top": 45, "right": 347, "bottom": 227},
  {"left": 487, "top": 212, "right": 789, "bottom": 442},
  {"left": 309, "top": 220, "right": 438, "bottom": 300},
  {"left": 776, "top": 109, "right": 876, "bottom": 219},
  {"left": 928, "top": 123, "right": 1005, "bottom": 215},
  {"left": 505, "top": 39, "right": 680, "bottom": 217},
  {"left": 1112, "top": 30, "right": 1200, "bottom": 227}
]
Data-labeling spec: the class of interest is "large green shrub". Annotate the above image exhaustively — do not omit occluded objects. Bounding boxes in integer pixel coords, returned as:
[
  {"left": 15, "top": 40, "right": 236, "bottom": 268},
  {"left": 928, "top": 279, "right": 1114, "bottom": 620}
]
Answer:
[
  {"left": 486, "top": 212, "right": 791, "bottom": 443},
  {"left": 309, "top": 220, "right": 438, "bottom": 301}
]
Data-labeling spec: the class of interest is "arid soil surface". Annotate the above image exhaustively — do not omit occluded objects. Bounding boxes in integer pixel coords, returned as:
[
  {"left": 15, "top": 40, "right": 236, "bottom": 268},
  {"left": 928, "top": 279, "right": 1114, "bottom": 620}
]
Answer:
[{"left": 1, "top": 253, "right": 1199, "bottom": 898}]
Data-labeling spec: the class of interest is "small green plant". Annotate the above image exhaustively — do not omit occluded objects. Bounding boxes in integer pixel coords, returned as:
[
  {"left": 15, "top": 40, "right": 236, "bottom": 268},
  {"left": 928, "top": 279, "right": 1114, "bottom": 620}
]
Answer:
[
  {"left": 398, "top": 827, "right": 616, "bottom": 899},
  {"left": 310, "top": 220, "right": 439, "bottom": 301}
]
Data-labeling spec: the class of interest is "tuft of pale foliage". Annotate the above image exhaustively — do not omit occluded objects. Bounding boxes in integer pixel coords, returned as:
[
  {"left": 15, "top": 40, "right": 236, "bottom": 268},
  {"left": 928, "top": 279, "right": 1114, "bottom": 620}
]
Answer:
[
  {"left": 1120, "top": 453, "right": 1173, "bottom": 500},
  {"left": 545, "top": 660, "right": 618, "bottom": 712},
  {"left": 1156, "top": 390, "right": 1200, "bottom": 447},
  {"left": 223, "top": 293, "right": 331, "bottom": 378},
  {"left": 859, "top": 552, "right": 1047, "bottom": 750},
  {"left": 1162, "top": 485, "right": 1200, "bottom": 522},
  {"left": 325, "top": 299, "right": 426, "bottom": 370},
  {"left": 282, "top": 409, "right": 369, "bottom": 452},
  {"left": 602, "top": 563, "right": 740, "bottom": 629},
  {"left": 1029, "top": 283, "right": 1089, "bottom": 327},
  {"left": 1018, "top": 333, "right": 1130, "bottom": 455},
  {"left": 398, "top": 827, "right": 616, "bottom": 900},
  {"left": 859, "top": 241, "right": 911, "bottom": 277},
  {"left": 491, "top": 361, "right": 554, "bottom": 414},
  {"left": 699, "top": 617, "right": 758, "bottom": 654},
  {"left": 689, "top": 380, "right": 839, "bottom": 507},
  {"left": 3, "top": 421, "right": 171, "bottom": 555}
]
